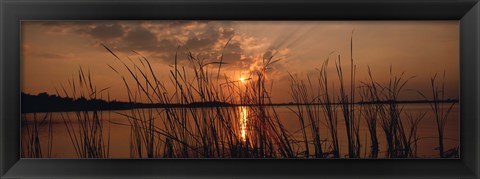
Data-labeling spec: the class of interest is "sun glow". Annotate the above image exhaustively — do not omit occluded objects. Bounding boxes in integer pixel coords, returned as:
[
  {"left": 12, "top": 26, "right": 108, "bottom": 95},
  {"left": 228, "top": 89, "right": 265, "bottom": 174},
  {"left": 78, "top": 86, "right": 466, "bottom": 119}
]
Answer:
[{"left": 239, "top": 77, "right": 246, "bottom": 83}]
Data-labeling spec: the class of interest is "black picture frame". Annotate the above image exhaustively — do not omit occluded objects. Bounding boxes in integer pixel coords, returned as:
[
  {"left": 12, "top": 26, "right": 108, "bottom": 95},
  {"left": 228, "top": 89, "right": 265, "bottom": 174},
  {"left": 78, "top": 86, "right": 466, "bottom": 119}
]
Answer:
[{"left": 1, "top": 0, "right": 479, "bottom": 178}]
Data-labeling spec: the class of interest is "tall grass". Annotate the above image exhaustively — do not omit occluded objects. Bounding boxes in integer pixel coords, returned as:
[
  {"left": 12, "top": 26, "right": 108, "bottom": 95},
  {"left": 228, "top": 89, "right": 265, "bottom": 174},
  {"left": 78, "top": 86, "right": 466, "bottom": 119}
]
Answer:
[
  {"left": 335, "top": 54, "right": 361, "bottom": 158},
  {"left": 317, "top": 57, "right": 340, "bottom": 158},
  {"left": 21, "top": 113, "right": 53, "bottom": 158},
  {"left": 102, "top": 42, "right": 297, "bottom": 158},
  {"left": 417, "top": 71, "right": 457, "bottom": 158},
  {"left": 54, "top": 67, "right": 111, "bottom": 158},
  {"left": 360, "top": 66, "right": 422, "bottom": 158},
  {"left": 288, "top": 74, "right": 323, "bottom": 158},
  {"left": 247, "top": 58, "right": 296, "bottom": 158},
  {"left": 333, "top": 33, "right": 361, "bottom": 158},
  {"left": 286, "top": 33, "right": 362, "bottom": 158},
  {"left": 359, "top": 85, "right": 379, "bottom": 158}
]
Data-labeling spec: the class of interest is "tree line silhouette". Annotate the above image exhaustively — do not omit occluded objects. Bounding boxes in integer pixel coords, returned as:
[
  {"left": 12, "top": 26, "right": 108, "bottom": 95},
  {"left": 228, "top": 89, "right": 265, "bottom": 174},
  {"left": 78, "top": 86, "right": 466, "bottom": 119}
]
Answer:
[
  {"left": 21, "top": 92, "right": 233, "bottom": 113},
  {"left": 21, "top": 92, "right": 458, "bottom": 113}
]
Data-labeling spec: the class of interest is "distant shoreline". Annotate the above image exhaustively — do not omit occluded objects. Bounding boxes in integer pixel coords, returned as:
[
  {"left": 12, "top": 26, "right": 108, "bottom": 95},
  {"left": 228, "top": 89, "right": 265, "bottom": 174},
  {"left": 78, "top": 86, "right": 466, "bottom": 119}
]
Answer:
[{"left": 21, "top": 92, "right": 458, "bottom": 113}]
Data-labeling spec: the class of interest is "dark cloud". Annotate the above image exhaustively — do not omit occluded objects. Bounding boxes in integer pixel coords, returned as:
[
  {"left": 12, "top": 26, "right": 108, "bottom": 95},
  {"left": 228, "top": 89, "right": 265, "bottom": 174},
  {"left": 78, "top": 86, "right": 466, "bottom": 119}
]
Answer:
[
  {"left": 89, "top": 23, "right": 124, "bottom": 40},
  {"left": 122, "top": 26, "right": 158, "bottom": 51},
  {"left": 222, "top": 28, "right": 235, "bottom": 39},
  {"left": 216, "top": 42, "right": 255, "bottom": 70},
  {"left": 184, "top": 37, "right": 217, "bottom": 50},
  {"left": 39, "top": 21, "right": 95, "bottom": 34}
]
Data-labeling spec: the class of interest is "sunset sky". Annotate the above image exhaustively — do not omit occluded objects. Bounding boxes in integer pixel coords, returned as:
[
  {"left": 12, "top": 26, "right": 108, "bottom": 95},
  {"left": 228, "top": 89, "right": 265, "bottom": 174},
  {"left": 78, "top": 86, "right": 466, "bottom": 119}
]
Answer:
[{"left": 21, "top": 21, "right": 459, "bottom": 103}]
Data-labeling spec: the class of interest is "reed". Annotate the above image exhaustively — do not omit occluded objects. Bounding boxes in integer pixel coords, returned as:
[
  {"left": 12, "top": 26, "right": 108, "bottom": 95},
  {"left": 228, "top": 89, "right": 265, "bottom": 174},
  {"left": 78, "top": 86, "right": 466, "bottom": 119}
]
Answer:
[
  {"left": 359, "top": 84, "right": 379, "bottom": 158},
  {"left": 417, "top": 71, "right": 457, "bottom": 158},
  {"left": 333, "top": 33, "right": 361, "bottom": 158},
  {"left": 288, "top": 74, "right": 323, "bottom": 158},
  {"left": 403, "top": 112, "right": 426, "bottom": 157},
  {"left": 54, "top": 67, "right": 111, "bottom": 158},
  {"left": 361, "top": 66, "right": 418, "bottom": 157},
  {"left": 21, "top": 112, "right": 53, "bottom": 158},
  {"left": 317, "top": 57, "right": 340, "bottom": 158}
]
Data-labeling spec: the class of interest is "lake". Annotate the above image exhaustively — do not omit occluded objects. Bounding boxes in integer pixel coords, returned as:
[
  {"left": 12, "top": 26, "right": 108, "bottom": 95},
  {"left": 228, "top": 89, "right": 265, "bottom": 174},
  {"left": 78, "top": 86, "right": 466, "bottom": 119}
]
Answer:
[{"left": 21, "top": 103, "right": 459, "bottom": 158}]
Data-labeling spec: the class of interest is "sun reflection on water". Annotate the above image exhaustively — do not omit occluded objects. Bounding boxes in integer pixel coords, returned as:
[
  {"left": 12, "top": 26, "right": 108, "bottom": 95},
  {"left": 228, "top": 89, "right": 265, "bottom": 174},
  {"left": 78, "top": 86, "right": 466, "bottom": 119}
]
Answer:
[{"left": 239, "top": 106, "right": 248, "bottom": 142}]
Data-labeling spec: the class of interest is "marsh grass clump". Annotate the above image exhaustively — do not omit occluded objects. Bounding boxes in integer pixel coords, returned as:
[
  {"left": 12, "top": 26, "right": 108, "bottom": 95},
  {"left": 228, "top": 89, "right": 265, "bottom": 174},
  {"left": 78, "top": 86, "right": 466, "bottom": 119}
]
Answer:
[
  {"left": 288, "top": 74, "right": 324, "bottom": 158},
  {"left": 334, "top": 54, "right": 361, "bottom": 158},
  {"left": 417, "top": 71, "right": 457, "bottom": 158},
  {"left": 360, "top": 66, "right": 422, "bottom": 158},
  {"left": 241, "top": 56, "right": 296, "bottom": 158},
  {"left": 21, "top": 113, "right": 53, "bottom": 158},
  {"left": 316, "top": 58, "right": 340, "bottom": 158},
  {"left": 359, "top": 85, "right": 380, "bottom": 158},
  {"left": 55, "top": 67, "right": 111, "bottom": 158},
  {"left": 286, "top": 34, "right": 361, "bottom": 158},
  {"left": 102, "top": 42, "right": 297, "bottom": 158}
]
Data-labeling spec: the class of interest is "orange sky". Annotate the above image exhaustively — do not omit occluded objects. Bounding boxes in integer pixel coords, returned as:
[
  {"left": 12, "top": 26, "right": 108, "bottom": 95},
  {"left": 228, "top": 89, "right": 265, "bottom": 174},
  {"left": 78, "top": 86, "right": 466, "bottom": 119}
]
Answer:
[{"left": 21, "top": 21, "right": 459, "bottom": 103}]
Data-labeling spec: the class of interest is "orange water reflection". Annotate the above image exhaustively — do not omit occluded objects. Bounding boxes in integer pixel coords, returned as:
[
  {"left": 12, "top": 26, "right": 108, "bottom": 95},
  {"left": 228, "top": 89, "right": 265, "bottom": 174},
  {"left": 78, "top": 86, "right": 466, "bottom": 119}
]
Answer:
[{"left": 239, "top": 106, "right": 248, "bottom": 142}]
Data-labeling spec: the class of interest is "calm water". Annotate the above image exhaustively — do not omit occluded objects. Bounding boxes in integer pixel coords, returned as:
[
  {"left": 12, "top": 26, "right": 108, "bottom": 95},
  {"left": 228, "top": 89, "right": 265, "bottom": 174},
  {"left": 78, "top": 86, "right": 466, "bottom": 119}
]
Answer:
[{"left": 21, "top": 103, "right": 459, "bottom": 158}]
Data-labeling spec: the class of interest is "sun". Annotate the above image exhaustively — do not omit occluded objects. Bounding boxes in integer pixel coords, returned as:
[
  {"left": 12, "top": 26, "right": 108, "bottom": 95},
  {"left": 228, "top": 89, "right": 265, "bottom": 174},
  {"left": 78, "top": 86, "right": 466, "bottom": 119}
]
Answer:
[{"left": 239, "top": 77, "right": 246, "bottom": 83}]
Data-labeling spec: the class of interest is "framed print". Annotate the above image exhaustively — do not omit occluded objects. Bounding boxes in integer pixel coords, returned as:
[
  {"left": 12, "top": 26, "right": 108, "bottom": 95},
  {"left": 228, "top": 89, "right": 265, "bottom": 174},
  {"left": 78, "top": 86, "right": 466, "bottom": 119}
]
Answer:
[
  {"left": 19, "top": 20, "right": 461, "bottom": 159},
  {"left": 1, "top": 0, "right": 479, "bottom": 178}
]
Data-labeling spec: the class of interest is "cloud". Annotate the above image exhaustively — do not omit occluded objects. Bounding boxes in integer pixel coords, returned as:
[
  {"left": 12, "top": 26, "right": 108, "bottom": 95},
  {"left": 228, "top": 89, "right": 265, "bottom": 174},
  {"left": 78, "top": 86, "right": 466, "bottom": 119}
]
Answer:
[
  {"left": 88, "top": 23, "right": 125, "bottom": 40},
  {"left": 36, "top": 21, "right": 291, "bottom": 75},
  {"left": 122, "top": 26, "right": 158, "bottom": 51}
]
